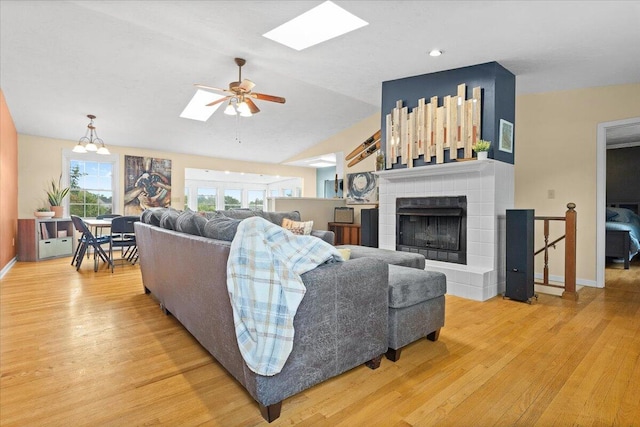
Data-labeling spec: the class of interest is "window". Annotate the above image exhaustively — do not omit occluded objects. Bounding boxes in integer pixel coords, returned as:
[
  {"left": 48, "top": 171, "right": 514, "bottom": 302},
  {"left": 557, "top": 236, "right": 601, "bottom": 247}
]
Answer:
[
  {"left": 248, "top": 190, "right": 265, "bottom": 210},
  {"left": 270, "top": 189, "right": 279, "bottom": 197},
  {"left": 68, "top": 158, "right": 115, "bottom": 217},
  {"left": 197, "top": 188, "right": 217, "bottom": 211},
  {"left": 224, "top": 189, "right": 242, "bottom": 210},
  {"left": 184, "top": 187, "right": 189, "bottom": 210},
  {"left": 283, "top": 188, "right": 293, "bottom": 197}
]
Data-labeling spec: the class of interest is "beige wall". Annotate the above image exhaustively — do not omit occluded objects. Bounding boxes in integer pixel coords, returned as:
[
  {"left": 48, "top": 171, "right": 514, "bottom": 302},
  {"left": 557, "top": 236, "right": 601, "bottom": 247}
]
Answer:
[
  {"left": 1, "top": 89, "right": 19, "bottom": 271},
  {"left": 287, "top": 113, "right": 381, "bottom": 224},
  {"left": 515, "top": 83, "right": 640, "bottom": 283},
  {"left": 17, "top": 135, "right": 317, "bottom": 218}
]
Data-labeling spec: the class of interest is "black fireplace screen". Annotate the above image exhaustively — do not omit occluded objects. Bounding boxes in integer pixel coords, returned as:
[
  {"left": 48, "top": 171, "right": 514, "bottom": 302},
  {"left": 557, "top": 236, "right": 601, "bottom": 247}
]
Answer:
[
  {"left": 396, "top": 196, "right": 467, "bottom": 264},
  {"left": 398, "top": 213, "right": 461, "bottom": 251}
]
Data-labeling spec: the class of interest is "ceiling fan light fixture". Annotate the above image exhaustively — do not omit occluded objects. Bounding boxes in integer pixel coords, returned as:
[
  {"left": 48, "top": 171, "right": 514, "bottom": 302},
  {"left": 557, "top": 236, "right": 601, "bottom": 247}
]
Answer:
[
  {"left": 224, "top": 101, "right": 237, "bottom": 115},
  {"left": 237, "top": 100, "right": 252, "bottom": 117}
]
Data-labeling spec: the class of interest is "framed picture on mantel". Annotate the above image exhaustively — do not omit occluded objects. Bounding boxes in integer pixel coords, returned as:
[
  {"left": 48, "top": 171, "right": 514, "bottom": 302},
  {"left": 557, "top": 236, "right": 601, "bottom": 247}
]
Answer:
[{"left": 499, "top": 119, "right": 514, "bottom": 153}]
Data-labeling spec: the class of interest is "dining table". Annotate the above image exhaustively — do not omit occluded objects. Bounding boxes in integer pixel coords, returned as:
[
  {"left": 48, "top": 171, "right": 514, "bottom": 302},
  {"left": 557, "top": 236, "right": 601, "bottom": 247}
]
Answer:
[{"left": 83, "top": 218, "right": 113, "bottom": 237}]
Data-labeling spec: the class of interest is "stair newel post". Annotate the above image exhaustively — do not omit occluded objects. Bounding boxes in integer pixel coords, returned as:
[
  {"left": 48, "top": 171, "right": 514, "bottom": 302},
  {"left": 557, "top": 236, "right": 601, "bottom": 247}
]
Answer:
[{"left": 562, "top": 203, "right": 578, "bottom": 300}]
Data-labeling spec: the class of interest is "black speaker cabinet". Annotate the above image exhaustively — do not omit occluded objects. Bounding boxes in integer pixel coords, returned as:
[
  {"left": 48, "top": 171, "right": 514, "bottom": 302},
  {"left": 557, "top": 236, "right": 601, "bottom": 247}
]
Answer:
[
  {"left": 361, "top": 208, "right": 379, "bottom": 247},
  {"left": 505, "top": 209, "right": 535, "bottom": 303}
]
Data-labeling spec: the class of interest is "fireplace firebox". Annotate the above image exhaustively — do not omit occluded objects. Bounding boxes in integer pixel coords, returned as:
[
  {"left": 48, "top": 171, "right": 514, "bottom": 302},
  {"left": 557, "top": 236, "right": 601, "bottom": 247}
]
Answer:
[{"left": 396, "top": 196, "right": 467, "bottom": 264}]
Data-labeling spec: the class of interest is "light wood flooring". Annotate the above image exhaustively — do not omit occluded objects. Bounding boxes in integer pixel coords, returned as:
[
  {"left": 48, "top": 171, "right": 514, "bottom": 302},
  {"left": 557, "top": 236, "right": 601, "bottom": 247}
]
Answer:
[{"left": 1, "top": 256, "right": 639, "bottom": 426}]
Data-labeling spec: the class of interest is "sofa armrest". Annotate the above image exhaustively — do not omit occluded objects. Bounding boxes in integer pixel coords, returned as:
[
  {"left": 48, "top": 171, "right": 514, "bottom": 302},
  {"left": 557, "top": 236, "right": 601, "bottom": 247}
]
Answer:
[{"left": 311, "top": 229, "right": 335, "bottom": 245}]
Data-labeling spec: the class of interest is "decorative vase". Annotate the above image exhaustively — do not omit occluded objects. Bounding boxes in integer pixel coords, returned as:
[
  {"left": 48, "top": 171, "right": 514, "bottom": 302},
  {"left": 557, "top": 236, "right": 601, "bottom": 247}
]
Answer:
[
  {"left": 34, "top": 211, "right": 55, "bottom": 218},
  {"left": 50, "top": 206, "right": 64, "bottom": 218},
  {"left": 477, "top": 151, "right": 488, "bottom": 160},
  {"left": 375, "top": 152, "right": 385, "bottom": 171}
]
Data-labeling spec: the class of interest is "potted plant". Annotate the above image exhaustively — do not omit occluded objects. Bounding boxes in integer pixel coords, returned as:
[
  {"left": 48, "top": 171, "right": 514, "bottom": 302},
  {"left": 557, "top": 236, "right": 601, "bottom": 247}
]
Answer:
[
  {"left": 34, "top": 207, "right": 55, "bottom": 218},
  {"left": 46, "top": 174, "right": 70, "bottom": 218},
  {"left": 472, "top": 140, "right": 491, "bottom": 160}
]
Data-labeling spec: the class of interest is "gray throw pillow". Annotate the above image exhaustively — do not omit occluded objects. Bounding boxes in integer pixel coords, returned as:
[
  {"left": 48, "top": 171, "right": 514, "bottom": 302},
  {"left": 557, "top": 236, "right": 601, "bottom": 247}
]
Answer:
[
  {"left": 175, "top": 210, "right": 207, "bottom": 236},
  {"left": 159, "top": 208, "right": 181, "bottom": 230},
  {"left": 202, "top": 216, "right": 242, "bottom": 241},
  {"left": 223, "top": 209, "right": 260, "bottom": 220},
  {"left": 143, "top": 207, "right": 169, "bottom": 226}
]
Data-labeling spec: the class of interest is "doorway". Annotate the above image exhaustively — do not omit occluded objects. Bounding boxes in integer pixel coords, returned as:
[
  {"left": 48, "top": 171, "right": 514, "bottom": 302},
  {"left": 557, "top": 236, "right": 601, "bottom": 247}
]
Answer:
[{"left": 596, "top": 117, "right": 640, "bottom": 286}]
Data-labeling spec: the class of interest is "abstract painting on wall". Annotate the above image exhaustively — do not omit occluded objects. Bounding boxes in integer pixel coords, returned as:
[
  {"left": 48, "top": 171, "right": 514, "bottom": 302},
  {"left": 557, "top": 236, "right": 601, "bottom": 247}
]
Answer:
[
  {"left": 124, "top": 155, "right": 172, "bottom": 215},
  {"left": 346, "top": 171, "right": 378, "bottom": 205}
]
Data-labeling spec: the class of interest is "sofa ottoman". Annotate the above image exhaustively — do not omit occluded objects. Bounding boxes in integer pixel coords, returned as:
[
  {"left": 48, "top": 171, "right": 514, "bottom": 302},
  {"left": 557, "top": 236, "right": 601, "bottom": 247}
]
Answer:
[
  {"left": 337, "top": 245, "right": 426, "bottom": 269},
  {"left": 385, "top": 264, "right": 446, "bottom": 361}
]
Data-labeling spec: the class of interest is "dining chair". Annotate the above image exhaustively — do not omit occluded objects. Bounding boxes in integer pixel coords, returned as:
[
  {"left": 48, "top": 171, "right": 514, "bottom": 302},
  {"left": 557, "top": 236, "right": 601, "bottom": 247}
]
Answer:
[
  {"left": 108, "top": 216, "right": 139, "bottom": 272},
  {"left": 96, "top": 214, "right": 121, "bottom": 219},
  {"left": 70, "top": 215, "right": 112, "bottom": 272},
  {"left": 94, "top": 213, "right": 121, "bottom": 237}
]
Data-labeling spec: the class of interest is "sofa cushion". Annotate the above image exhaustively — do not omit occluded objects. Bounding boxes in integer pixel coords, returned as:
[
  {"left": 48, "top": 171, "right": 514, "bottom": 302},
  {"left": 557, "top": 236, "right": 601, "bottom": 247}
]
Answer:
[
  {"left": 337, "top": 245, "right": 426, "bottom": 269},
  {"left": 202, "top": 216, "right": 242, "bottom": 241},
  {"left": 199, "top": 210, "right": 223, "bottom": 220},
  {"left": 159, "top": 208, "right": 181, "bottom": 230},
  {"left": 175, "top": 210, "right": 208, "bottom": 236},
  {"left": 388, "top": 264, "right": 446, "bottom": 309},
  {"left": 222, "top": 209, "right": 261, "bottom": 220},
  {"left": 282, "top": 218, "right": 313, "bottom": 235},
  {"left": 142, "top": 207, "right": 169, "bottom": 226},
  {"left": 261, "top": 210, "right": 301, "bottom": 225}
]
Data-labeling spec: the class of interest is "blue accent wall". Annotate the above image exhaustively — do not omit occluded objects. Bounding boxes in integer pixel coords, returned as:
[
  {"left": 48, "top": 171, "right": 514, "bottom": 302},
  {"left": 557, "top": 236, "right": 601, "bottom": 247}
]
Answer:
[
  {"left": 316, "top": 166, "right": 336, "bottom": 197},
  {"left": 381, "top": 61, "right": 515, "bottom": 168}
]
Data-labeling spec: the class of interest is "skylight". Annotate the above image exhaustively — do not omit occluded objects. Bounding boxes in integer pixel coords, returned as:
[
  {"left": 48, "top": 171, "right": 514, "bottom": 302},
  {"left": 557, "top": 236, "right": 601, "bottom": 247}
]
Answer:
[
  {"left": 180, "top": 90, "right": 226, "bottom": 122},
  {"left": 262, "top": 1, "right": 368, "bottom": 51}
]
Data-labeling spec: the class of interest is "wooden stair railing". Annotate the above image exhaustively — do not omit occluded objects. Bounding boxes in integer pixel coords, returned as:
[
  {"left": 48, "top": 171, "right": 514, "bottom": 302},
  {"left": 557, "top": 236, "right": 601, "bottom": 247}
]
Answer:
[{"left": 534, "top": 203, "right": 578, "bottom": 301}]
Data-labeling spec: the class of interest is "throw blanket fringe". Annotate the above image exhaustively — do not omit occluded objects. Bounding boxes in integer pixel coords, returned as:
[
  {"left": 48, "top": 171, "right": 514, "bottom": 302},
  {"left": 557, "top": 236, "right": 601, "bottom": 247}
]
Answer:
[{"left": 227, "top": 216, "right": 343, "bottom": 376}]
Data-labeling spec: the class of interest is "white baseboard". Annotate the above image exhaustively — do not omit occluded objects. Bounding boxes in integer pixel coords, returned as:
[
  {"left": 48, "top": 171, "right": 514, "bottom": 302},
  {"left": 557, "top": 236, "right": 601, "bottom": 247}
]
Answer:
[
  {"left": 0, "top": 257, "right": 17, "bottom": 280},
  {"left": 534, "top": 272, "right": 597, "bottom": 288}
]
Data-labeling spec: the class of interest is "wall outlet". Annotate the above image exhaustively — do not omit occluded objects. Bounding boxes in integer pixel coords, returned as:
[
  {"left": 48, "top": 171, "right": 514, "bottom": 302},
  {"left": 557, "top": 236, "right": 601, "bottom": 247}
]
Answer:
[{"left": 548, "top": 189, "right": 555, "bottom": 199}]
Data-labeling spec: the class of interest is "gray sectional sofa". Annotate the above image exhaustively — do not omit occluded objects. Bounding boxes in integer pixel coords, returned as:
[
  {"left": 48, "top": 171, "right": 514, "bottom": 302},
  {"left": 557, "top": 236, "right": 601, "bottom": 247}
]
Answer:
[{"left": 135, "top": 208, "right": 389, "bottom": 422}]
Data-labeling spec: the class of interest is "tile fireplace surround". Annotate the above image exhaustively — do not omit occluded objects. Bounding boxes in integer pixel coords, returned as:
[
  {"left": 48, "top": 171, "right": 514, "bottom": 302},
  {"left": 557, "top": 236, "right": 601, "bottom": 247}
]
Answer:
[{"left": 377, "top": 159, "right": 514, "bottom": 301}]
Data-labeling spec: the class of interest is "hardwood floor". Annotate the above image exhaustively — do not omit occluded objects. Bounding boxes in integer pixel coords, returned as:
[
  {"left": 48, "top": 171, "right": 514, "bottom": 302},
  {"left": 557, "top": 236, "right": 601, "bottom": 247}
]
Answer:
[{"left": 1, "top": 257, "right": 639, "bottom": 426}]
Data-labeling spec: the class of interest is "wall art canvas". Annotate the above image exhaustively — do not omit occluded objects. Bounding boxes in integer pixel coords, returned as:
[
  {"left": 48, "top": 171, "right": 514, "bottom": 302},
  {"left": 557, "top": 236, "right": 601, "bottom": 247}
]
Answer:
[
  {"left": 124, "top": 155, "right": 172, "bottom": 215},
  {"left": 499, "top": 119, "right": 514, "bottom": 153},
  {"left": 346, "top": 172, "right": 378, "bottom": 205}
]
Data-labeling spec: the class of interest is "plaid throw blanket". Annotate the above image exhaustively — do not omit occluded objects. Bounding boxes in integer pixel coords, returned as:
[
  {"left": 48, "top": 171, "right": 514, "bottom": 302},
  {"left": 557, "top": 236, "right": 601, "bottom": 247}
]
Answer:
[{"left": 227, "top": 216, "right": 343, "bottom": 376}]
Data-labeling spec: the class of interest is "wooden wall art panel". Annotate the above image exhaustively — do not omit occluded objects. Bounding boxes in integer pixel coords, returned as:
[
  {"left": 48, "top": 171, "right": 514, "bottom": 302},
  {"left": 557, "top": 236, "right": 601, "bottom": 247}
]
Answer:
[{"left": 385, "top": 84, "right": 482, "bottom": 167}]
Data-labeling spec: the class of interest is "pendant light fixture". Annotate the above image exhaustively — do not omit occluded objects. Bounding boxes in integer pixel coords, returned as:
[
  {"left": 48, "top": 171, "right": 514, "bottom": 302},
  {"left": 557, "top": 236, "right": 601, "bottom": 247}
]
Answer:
[{"left": 73, "top": 114, "right": 110, "bottom": 155}]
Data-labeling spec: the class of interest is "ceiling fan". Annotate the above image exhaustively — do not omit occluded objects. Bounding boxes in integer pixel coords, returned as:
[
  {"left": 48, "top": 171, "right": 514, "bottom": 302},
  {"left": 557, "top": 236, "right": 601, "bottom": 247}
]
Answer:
[{"left": 195, "top": 58, "right": 286, "bottom": 117}]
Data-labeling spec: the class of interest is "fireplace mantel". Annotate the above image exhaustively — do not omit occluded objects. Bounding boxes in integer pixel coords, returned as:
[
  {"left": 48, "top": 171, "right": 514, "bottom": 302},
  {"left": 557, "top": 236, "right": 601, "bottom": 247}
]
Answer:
[{"left": 376, "top": 159, "right": 496, "bottom": 180}]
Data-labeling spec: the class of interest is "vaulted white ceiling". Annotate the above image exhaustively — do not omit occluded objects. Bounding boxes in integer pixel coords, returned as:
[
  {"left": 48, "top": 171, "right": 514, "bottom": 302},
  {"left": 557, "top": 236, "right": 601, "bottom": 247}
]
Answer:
[{"left": 1, "top": 1, "right": 639, "bottom": 164}]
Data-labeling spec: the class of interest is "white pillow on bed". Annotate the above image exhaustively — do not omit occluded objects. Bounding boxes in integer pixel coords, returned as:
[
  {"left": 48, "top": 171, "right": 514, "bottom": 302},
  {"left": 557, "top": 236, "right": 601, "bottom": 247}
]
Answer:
[{"left": 607, "top": 207, "right": 638, "bottom": 224}]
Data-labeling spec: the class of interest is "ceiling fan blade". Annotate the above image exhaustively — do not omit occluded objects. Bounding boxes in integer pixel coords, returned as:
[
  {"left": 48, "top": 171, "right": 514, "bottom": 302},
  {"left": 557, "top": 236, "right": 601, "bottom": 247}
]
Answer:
[
  {"left": 239, "top": 79, "right": 255, "bottom": 92},
  {"left": 245, "top": 98, "right": 260, "bottom": 114},
  {"left": 250, "top": 92, "right": 286, "bottom": 104},
  {"left": 206, "top": 96, "right": 230, "bottom": 107},
  {"left": 194, "top": 83, "right": 229, "bottom": 93}
]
